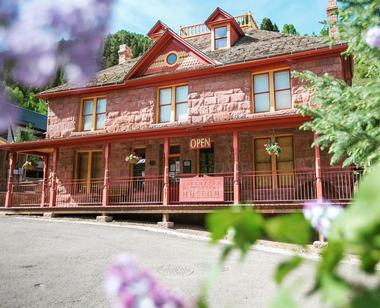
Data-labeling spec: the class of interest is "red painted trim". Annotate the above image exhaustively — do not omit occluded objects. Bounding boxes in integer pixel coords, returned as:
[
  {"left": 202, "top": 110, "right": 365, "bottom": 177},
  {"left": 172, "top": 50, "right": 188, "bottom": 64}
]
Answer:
[
  {"left": 163, "top": 137, "right": 169, "bottom": 206},
  {"left": 233, "top": 130, "right": 240, "bottom": 204},
  {"left": 38, "top": 44, "right": 347, "bottom": 100},
  {"left": 204, "top": 7, "right": 244, "bottom": 36},
  {"left": 0, "top": 114, "right": 310, "bottom": 152},
  {"left": 49, "top": 148, "right": 59, "bottom": 208},
  {"left": 125, "top": 29, "right": 215, "bottom": 80},
  {"left": 147, "top": 20, "right": 169, "bottom": 39},
  {"left": 102, "top": 142, "right": 111, "bottom": 207},
  {"left": 5, "top": 152, "right": 16, "bottom": 208},
  {"left": 314, "top": 133, "right": 323, "bottom": 202}
]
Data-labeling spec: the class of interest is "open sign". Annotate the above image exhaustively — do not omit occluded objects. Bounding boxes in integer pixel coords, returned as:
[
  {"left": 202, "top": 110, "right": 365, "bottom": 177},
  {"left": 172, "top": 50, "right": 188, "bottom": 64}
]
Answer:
[{"left": 189, "top": 137, "right": 211, "bottom": 149}]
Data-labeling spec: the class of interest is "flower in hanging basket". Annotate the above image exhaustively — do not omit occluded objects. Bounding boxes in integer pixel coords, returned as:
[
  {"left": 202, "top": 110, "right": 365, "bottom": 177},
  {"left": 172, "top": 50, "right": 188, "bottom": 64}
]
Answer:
[
  {"left": 264, "top": 141, "right": 282, "bottom": 156},
  {"left": 22, "top": 161, "right": 35, "bottom": 170},
  {"left": 125, "top": 153, "right": 141, "bottom": 164}
]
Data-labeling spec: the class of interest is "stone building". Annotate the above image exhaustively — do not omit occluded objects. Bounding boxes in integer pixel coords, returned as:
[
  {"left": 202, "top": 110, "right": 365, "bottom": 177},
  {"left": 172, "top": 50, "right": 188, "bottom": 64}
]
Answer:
[{"left": 0, "top": 4, "right": 358, "bottom": 224}]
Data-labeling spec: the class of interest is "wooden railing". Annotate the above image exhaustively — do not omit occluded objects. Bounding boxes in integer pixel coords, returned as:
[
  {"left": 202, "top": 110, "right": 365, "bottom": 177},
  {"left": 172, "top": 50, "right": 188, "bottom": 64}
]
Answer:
[
  {"left": 12, "top": 181, "right": 44, "bottom": 207},
  {"left": 56, "top": 179, "right": 103, "bottom": 207},
  {"left": 179, "top": 12, "right": 257, "bottom": 38},
  {"left": 2, "top": 168, "right": 361, "bottom": 208},
  {"left": 241, "top": 171, "right": 317, "bottom": 203},
  {"left": 109, "top": 176, "right": 163, "bottom": 205}
]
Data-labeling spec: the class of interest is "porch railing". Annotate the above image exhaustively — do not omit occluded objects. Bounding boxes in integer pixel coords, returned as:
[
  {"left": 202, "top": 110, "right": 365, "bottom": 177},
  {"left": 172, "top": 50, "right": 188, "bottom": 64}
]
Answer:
[
  {"left": 240, "top": 171, "right": 317, "bottom": 203},
  {"left": 2, "top": 168, "right": 361, "bottom": 208},
  {"left": 321, "top": 169, "right": 361, "bottom": 202},
  {"left": 56, "top": 179, "right": 103, "bottom": 207},
  {"left": 0, "top": 180, "right": 7, "bottom": 207},
  {"left": 109, "top": 176, "right": 163, "bottom": 205},
  {"left": 12, "top": 181, "right": 44, "bottom": 207}
]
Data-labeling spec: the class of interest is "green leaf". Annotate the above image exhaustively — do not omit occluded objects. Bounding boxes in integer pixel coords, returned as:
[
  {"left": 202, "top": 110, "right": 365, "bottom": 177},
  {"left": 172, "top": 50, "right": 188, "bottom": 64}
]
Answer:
[
  {"left": 265, "top": 214, "right": 312, "bottom": 245},
  {"left": 352, "top": 284, "right": 380, "bottom": 308},
  {"left": 270, "top": 288, "right": 298, "bottom": 308},
  {"left": 274, "top": 256, "right": 303, "bottom": 284},
  {"left": 320, "top": 274, "right": 351, "bottom": 307},
  {"left": 206, "top": 207, "right": 264, "bottom": 257},
  {"left": 318, "top": 241, "right": 345, "bottom": 274}
]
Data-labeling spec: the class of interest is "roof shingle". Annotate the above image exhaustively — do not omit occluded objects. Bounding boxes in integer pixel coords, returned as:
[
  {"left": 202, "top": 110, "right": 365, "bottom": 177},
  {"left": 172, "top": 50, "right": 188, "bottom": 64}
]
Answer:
[{"left": 41, "top": 29, "right": 342, "bottom": 95}]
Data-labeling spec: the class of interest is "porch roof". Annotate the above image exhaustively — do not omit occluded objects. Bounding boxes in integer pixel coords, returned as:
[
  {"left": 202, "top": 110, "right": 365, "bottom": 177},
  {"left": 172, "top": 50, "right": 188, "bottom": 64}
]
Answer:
[{"left": 0, "top": 113, "right": 309, "bottom": 154}]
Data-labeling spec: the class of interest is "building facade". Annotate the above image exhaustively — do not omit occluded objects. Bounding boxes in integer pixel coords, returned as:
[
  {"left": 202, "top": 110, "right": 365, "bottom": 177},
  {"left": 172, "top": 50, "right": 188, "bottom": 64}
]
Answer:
[{"left": 0, "top": 5, "right": 359, "bottom": 221}]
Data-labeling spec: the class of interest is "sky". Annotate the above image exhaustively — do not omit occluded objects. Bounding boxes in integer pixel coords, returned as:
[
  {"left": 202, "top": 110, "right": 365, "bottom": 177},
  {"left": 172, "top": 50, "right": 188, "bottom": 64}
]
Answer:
[{"left": 110, "top": 0, "right": 329, "bottom": 36}]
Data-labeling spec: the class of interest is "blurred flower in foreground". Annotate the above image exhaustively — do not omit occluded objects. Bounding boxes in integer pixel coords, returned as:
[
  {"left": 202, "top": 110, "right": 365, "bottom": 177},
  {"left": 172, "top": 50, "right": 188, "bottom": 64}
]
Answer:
[
  {"left": 105, "top": 254, "right": 186, "bottom": 308},
  {"left": 303, "top": 201, "right": 343, "bottom": 238},
  {"left": 365, "top": 26, "right": 380, "bottom": 49},
  {"left": 1, "top": 0, "right": 112, "bottom": 87}
]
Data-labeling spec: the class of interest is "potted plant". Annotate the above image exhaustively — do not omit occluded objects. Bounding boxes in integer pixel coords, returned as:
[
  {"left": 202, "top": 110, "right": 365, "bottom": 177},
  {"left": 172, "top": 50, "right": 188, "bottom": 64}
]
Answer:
[
  {"left": 22, "top": 160, "right": 35, "bottom": 170},
  {"left": 264, "top": 140, "right": 282, "bottom": 156},
  {"left": 125, "top": 153, "right": 141, "bottom": 164}
]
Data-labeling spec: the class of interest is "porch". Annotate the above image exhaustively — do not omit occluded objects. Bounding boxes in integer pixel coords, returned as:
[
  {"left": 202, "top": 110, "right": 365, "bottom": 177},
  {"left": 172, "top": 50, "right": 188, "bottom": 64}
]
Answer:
[{"left": 0, "top": 116, "right": 361, "bottom": 216}]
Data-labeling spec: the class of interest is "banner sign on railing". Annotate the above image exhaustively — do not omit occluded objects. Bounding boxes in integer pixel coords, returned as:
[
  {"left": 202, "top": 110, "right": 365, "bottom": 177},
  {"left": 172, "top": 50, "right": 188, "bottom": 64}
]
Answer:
[{"left": 179, "top": 176, "right": 224, "bottom": 202}]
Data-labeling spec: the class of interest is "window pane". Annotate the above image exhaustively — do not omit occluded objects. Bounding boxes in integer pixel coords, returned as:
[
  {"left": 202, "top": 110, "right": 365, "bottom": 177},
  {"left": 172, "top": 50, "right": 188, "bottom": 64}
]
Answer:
[
  {"left": 274, "top": 71, "right": 290, "bottom": 90},
  {"left": 176, "top": 85, "right": 188, "bottom": 102},
  {"left": 160, "top": 105, "right": 171, "bottom": 122},
  {"left": 96, "top": 113, "right": 106, "bottom": 129},
  {"left": 215, "top": 38, "right": 227, "bottom": 49},
  {"left": 215, "top": 26, "right": 227, "bottom": 38},
  {"left": 254, "top": 74, "right": 269, "bottom": 93},
  {"left": 254, "top": 93, "right": 270, "bottom": 112},
  {"left": 96, "top": 98, "right": 106, "bottom": 113},
  {"left": 83, "top": 100, "right": 93, "bottom": 115},
  {"left": 78, "top": 153, "right": 89, "bottom": 180},
  {"left": 277, "top": 136, "right": 293, "bottom": 161},
  {"left": 176, "top": 103, "right": 188, "bottom": 121},
  {"left": 91, "top": 152, "right": 104, "bottom": 179},
  {"left": 275, "top": 90, "right": 291, "bottom": 110},
  {"left": 159, "top": 88, "right": 172, "bottom": 105},
  {"left": 83, "top": 115, "right": 93, "bottom": 130}
]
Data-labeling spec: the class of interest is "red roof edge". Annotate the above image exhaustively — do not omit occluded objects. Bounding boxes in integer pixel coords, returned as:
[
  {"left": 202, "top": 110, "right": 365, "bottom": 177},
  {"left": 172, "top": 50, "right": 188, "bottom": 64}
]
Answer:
[{"left": 37, "top": 44, "right": 348, "bottom": 100}]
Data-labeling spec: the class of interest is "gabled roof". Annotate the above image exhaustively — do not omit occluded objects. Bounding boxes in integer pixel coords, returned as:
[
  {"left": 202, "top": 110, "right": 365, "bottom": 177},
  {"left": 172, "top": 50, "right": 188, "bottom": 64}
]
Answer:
[
  {"left": 147, "top": 20, "right": 169, "bottom": 39},
  {"left": 204, "top": 7, "right": 244, "bottom": 36},
  {"left": 125, "top": 28, "right": 215, "bottom": 80},
  {"left": 40, "top": 29, "right": 346, "bottom": 97}
]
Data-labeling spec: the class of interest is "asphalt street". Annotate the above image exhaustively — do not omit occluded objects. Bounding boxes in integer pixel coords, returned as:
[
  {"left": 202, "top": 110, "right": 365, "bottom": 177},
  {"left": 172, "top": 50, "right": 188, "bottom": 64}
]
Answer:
[{"left": 0, "top": 216, "right": 355, "bottom": 307}]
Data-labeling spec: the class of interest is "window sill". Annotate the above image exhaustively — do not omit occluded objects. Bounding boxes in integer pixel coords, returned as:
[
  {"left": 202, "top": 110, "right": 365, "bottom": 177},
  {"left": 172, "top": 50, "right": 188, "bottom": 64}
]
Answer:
[{"left": 71, "top": 129, "right": 107, "bottom": 137}]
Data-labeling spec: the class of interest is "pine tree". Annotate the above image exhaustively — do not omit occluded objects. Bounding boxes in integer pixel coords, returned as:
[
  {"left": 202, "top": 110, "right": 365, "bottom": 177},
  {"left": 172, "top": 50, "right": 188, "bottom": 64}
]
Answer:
[
  {"left": 102, "top": 30, "right": 152, "bottom": 67},
  {"left": 282, "top": 24, "right": 299, "bottom": 35},
  {"left": 260, "top": 18, "right": 279, "bottom": 32}
]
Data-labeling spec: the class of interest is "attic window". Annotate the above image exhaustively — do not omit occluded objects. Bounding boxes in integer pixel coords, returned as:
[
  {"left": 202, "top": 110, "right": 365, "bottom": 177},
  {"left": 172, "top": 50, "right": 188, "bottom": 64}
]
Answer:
[
  {"left": 214, "top": 26, "right": 228, "bottom": 49},
  {"left": 166, "top": 53, "right": 177, "bottom": 65}
]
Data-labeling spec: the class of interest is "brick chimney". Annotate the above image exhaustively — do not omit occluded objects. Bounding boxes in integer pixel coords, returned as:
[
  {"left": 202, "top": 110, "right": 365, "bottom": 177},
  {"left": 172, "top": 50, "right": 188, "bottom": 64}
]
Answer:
[
  {"left": 327, "top": 0, "right": 338, "bottom": 38},
  {"left": 118, "top": 44, "right": 133, "bottom": 64}
]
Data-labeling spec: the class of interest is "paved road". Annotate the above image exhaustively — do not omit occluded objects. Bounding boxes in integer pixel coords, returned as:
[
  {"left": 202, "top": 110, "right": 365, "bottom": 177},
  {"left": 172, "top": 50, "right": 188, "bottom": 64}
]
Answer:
[{"left": 0, "top": 217, "right": 352, "bottom": 308}]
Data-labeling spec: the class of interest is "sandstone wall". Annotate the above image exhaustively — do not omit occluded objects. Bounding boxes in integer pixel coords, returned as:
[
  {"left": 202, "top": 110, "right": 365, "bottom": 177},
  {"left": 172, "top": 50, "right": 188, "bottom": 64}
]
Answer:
[{"left": 46, "top": 54, "right": 344, "bottom": 139}]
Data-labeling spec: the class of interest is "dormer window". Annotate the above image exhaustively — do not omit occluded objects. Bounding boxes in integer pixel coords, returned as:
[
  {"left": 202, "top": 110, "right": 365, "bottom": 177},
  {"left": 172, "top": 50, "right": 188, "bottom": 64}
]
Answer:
[{"left": 214, "top": 26, "right": 228, "bottom": 49}]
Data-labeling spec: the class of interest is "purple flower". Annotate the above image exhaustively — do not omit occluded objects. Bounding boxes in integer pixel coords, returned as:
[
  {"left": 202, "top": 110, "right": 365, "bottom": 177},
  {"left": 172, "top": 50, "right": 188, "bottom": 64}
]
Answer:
[
  {"left": 0, "top": 1, "right": 18, "bottom": 26},
  {"left": 105, "top": 254, "right": 186, "bottom": 308},
  {"left": 1, "top": 0, "right": 113, "bottom": 87},
  {"left": 303, "top": 201, "right": 343, "bottom": 238},
  {"left": 365, "top": 26, "right": 380, "bottom": 49}
]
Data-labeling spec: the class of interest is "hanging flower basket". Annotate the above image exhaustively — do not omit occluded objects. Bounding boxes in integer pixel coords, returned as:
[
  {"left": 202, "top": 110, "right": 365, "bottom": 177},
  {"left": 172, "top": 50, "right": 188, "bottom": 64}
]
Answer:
[
  {"left": 125, "top": 154, "right": 141, "bottom": 165},
  {"left": 22, "top": 161, "right": 35, "bottom": 170},
  {"left": 264, "top": 141, "right": 282, "bottom": 156}
]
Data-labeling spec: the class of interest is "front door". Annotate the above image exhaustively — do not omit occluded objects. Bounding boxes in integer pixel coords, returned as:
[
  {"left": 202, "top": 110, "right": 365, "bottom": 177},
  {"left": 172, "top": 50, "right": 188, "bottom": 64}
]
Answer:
[
  {"left": 199, "top": 147, "right": 214, "bottom": 174},
  {"left": 169, "top": 157, "right": 180, "bottom": 202}
]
